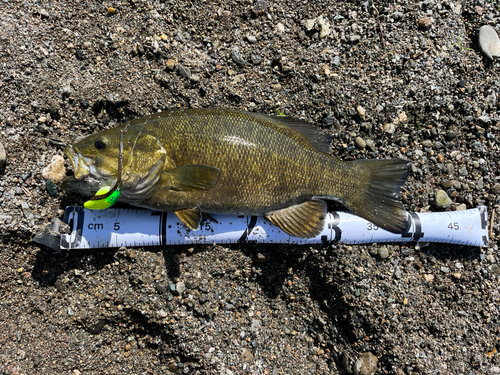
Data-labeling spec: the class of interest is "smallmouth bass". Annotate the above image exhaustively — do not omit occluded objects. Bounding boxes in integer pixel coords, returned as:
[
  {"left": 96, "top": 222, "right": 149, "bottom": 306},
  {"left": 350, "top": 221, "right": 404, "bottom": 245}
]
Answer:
[{"left": 64, "top": 108, "right": 410, "bottom": 238}]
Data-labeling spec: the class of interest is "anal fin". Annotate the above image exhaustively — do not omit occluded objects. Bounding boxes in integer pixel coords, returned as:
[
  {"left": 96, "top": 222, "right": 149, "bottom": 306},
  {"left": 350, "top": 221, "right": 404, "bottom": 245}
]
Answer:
[
  {"left": 175, "top": 207, "right": 202, "bottom": 230},
  {"left": 265, "top": 199, "right": 327, "bottom": 238}
]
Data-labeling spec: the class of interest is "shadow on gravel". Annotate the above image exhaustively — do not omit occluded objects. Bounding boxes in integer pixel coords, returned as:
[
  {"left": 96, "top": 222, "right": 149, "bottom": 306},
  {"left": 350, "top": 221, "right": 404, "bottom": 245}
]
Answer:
[{"left": 31, "top": 246, "right": 119, "bottom": 287}]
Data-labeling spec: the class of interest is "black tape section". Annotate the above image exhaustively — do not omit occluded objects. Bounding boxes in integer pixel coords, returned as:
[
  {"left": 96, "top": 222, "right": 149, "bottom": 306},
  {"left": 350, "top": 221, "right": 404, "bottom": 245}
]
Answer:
[{"left": 239, "top": 215, "right": 258, "bottom": 243}]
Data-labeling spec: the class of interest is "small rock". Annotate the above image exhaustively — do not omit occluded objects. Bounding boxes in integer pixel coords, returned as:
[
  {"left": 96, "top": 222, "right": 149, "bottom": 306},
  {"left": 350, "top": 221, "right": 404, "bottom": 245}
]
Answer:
[
  {"left": 418, "top": 17, "right": 434, "bottom": 29},
  {"left": 45, "top": 180, "right": 57, "bottom": 195},
  {"left": 178, "top": 64, "right": 190, "bottom": 78},
  {"left": 383, "top": 122, "right": 396, "bottom": 133},
  {"left": 304, "top": 19, "right": 316, "bottom": 31},
  {"left": 231, "top": 48, "right": 247, "bottom": 66},
  {"left": 423, "top": 274, "right": 434, "bottom": 282},
  {"left": 455, "top": 203, "right": 467, "bottom": 211},
  {"left": 165, "top": 59, "right": 177, "bottom": 70},
  {"left": 356, "top": 105, "right": 366, "bottom": 119},
  {"left": 21, "top": 201, "right": 34, "bottom": 225},
  {"left": 435, "top": 190, "right": 452, "bottom": 208},
  {"left": 353, "top": 352, "right": 378, "bottom": 375},
  {"left": 272, "top": 83, "right": 282, "bottom": 92},
  {"left": 377, "top": 246, "right": 389, "bottom": 259},
  {"left": 42, "top": 155, "right": 66, "bottom": 183},
  {"left": 246, "top": 35, "right": 257, "bottom": 44},
  {"left": 441, "top": 266, "right": 450, "bottom": 273},
  {"left": 240, "top": 348, "right": 254, "bottom": 363},
  {"left": 491, "top": 264, "right": 500, "bottom": 277},
  {"left": 317, "top": 16, "right": 331, "bottom": 39},
  {"left": 250, "top": 319, "right": 261, "bottom": 333},
  {"left": 175, "top": 281, "right": 186, "bottom": 295},
  {"left": 479, "top": 25, "right": 500, "bottom": 60},
  {"left": 354, "top": 137, "right": 366, "bottom": 150}
]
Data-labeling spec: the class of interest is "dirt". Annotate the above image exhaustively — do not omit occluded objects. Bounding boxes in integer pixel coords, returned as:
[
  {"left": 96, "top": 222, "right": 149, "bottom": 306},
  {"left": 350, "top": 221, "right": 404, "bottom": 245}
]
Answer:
[{"left": 0, "top": 0, "right": 499, "bottom": 374}]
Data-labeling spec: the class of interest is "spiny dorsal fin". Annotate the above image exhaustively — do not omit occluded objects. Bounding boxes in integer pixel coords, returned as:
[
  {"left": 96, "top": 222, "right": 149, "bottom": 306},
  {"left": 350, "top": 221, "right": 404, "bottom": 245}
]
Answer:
[
  {"left": 269, "top": 115, "right": 331, "bottom": 153},
  {"left": 265, "top": 199, "right": 327, "bottom": 238}
]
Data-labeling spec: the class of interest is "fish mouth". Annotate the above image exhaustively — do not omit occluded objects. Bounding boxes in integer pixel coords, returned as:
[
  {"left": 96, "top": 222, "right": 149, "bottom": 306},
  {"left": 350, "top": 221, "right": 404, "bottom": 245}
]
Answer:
[{"left": 63, "top": 146, "right": 91, "bottom": 180}]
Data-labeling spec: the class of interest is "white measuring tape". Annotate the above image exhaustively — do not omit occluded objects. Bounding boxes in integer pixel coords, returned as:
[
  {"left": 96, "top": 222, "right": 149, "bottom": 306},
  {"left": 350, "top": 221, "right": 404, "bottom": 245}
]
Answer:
[{"left": 60, "top": 206, "right": 489, "bottom": 249}]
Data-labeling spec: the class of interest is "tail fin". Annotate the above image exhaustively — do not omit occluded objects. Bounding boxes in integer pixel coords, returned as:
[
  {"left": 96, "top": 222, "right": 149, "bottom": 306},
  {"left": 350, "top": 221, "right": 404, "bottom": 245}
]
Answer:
[{"left": 344, "top": 159, "right": 410, "bottom": 233}]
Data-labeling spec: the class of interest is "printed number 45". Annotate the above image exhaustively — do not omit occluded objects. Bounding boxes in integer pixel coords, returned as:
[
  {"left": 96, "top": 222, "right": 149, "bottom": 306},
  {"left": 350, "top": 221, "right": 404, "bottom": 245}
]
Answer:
[{"left": 448, "top": 222, "right": 459, "bottom": 230}]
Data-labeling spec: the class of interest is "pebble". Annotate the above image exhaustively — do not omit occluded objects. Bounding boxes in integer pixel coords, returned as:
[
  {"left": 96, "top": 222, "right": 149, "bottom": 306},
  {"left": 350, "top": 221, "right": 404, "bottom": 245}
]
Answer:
[
  {"left": 246, "top": 35, "right": 257, "bottom": 44},
  {"left": 175, "top": 281, "right": 186, "bottom": 295},
  {"left": 21, "top": 201, "right": 34, "bottom": 225},
  {"left": 478, "top": 25, "right": 500, "bottom": 60},
  {"left": 177, "top": 64, "right": 190, "bottom": 78},
  {"left": 250, "top": 319, "right": 261, "bottom": 333},
  {"left": 165, "top": 59, "right": 177, "bottom": 70},
  {"left": 45, "top": 180, "right": 57, "bottom": 195},
  {"left": 0, "top": 141, "right": 6, "bottom": 169},
  {"left": 435, "top": 190, "right": 452, "bottom": 208},
  {"left": 240, "top": 348, "right": 254, "bottom": 362},
  {"left": 491, "top": 264, "right": 500, "bottom": 277},
  {"left": 316, "top": 16, "right": 331, "bottom": 39},
  {"left": 353, "top": 352, "right": 378, "bottom": 375},
  {"left": 42, "top": 155, "right": 66, "bottom": 183},
  {"left": 418, "top": 17, "right": 434, "bottom": 29},
  {"left": 273, "top": 22, "right": 284, "bottom": 33},
  {"left": 423, "top": 274, "right": 434, "bottom": 282},
  {"left": 486, "top": 254, "right": 496, "bottom": 264},
  {"left": 356, "top": 105, "right": 366, "bottom": 119},
  {"left": 377, "top": 246, "right": 389, "bottom": 259},
  {"left": 231, "top": 48, "right": 247, "bottom": 66},
  {"left": 354, "top": 137, "right": 366, "bottom": 150}
]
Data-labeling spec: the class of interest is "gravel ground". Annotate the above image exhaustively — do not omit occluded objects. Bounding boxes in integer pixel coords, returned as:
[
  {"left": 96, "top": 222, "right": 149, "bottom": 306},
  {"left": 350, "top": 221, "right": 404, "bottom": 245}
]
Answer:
[{"left": 1, "top": 0, "right": 500, "bottom": 374}]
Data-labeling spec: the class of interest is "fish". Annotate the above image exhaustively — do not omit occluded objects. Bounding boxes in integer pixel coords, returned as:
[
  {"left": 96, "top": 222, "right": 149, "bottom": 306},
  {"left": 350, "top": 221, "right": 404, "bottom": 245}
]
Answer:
[{"left": 63, "top": 108, "right": 410, "bottom": 238}]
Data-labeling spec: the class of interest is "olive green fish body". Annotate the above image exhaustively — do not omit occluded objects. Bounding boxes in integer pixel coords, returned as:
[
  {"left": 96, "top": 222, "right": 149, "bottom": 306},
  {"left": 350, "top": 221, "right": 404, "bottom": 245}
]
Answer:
[{"left": 65, "top": 108, "right": 409, "bottom": 238}]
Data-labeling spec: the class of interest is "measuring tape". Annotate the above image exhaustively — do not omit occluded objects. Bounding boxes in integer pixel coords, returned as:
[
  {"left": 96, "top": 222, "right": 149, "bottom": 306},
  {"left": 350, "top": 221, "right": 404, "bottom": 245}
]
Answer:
[{"left": 60, "top": 206, "right": 489, "bottom": 249}]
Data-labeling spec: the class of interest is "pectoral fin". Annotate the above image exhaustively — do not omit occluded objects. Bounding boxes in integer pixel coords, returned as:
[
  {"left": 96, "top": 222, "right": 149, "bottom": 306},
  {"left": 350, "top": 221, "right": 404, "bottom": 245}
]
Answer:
[
  {"left": 265, "top": 199, "right": 327, "bottom": 238},
  {"left": 163, "top": 164, "right": 220, "bottom": 191},
  {"left": 175, "top": 207, "right": 202, "bottom": 230}
]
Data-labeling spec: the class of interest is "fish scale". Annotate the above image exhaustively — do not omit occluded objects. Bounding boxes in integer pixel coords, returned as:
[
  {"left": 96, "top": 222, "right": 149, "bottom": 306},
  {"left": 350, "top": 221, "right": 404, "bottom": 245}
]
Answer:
[{"left": 64, "top": 108, "right": 410, "bottom": 238}]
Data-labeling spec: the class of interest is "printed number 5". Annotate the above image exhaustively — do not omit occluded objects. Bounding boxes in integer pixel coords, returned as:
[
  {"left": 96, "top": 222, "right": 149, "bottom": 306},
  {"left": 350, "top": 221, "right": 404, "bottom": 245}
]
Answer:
[{"left": 114, "top": 222, "right": 120, "bottom": 231}]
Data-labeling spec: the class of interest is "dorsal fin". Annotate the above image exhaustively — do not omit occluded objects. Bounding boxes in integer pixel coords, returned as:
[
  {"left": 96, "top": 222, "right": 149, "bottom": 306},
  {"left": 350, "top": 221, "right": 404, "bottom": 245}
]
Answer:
[{"left": 241, "top": 111, "right": 331, "bottom": 153}]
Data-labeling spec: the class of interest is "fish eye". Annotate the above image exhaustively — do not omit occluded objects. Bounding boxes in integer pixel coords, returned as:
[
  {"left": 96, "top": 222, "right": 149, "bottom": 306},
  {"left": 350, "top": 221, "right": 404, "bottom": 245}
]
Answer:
[{"left": 94, "top": 138, "right": 107, "bottom": 150}]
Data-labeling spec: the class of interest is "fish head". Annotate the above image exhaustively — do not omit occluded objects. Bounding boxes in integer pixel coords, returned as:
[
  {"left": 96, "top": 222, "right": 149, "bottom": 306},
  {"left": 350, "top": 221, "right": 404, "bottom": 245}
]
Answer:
[
  {"left": 64, "top": 127, "right": 123, "bottom": 186},
  {"left": 64, "top": 124, "right": 169, "bottom": 200}
]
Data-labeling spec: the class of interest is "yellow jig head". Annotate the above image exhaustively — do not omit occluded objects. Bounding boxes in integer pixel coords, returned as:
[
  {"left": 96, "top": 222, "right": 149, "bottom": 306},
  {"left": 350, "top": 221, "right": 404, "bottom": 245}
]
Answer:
[{"left": 84, "top": 186, "right": 120, "bottom": 210}]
